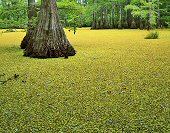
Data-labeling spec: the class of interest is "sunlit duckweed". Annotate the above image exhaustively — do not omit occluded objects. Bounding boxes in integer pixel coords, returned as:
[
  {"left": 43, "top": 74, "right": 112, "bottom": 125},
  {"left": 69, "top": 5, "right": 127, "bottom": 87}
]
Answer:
[{"left": 0, "top": 29, "right": 170, "bottom": 132}]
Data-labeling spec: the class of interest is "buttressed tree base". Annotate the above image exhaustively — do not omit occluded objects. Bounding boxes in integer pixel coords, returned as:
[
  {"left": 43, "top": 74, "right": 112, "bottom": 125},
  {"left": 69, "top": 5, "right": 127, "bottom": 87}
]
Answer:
[{"left": 24, "top": 0, "right": 76, "bottom": 58}]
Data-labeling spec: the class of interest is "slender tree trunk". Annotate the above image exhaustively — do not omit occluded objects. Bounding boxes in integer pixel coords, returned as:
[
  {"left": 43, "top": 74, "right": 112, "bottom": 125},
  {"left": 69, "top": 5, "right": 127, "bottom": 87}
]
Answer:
[
  {"left": 28, "top": 0, "right": 36, "bottom": 21},
  {"left": 92, "top": 11, "right": 97, "bottom": 29},
  {"left": 131, "top": 17, "right": 137, "bottom": 29},
  {"left": 20, "top": 0, "right": 36, "bottom": 49},
  {"left": 110, "top": 3, "right": 115, "bottom": 29},
  {"left": 79, "top": 12, "right": 83, "bottom": 28},
  {"left": 118, "top": 4, "right": 122, "bottom": 29},
  {"left": 91, "top": 0, "right": 97, "bottom": 29},
  {"left": 124, "top": 9, "right": 128, "bottom": 28},
  {"left": 124, "top": 1, "right": 128, "bottom": 28},
  {"left": 139, "top": 17, "right": 144, "bottom": 30},
  {"left": 157, "top": 0, "right": 161, "bottom": 28},
  {"left": 147, "top": 0, "right": 152, "bottom": 30},
  {"left": 104, "top": 6, "right": 109, "bottom": 29},
  {"left": 24, "top": 0, "right": 76, "bottom": 58},
  {"left": 100, "top": 8, "right": 104, "bottom": 29},
  {"left": 126, "top": 0, "right": 131, "bottom": 28}
]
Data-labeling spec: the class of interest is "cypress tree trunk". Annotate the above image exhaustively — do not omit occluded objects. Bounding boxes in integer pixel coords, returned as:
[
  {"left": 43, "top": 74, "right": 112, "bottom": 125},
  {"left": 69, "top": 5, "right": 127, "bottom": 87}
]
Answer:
[
  {"left": 92, "top": 11, "right": 97, "bottom": 29},
  {"left": 126, "top": 0, "right": 131, "bottom": 28},
  {"left": 21, "top": 0, "right": 36, "bottom": 49},
  {"left": 24, "top": 0, "right": 76, "bottom": 58},
  {"left": 79, "top": 12, "right": 83, "bottom": 28},
  {"left": 124, "top": 1, "right": 128, "bottom": 28},
  {"left": 110, "top": 3, "right": 115, "bottom": 29},
  {"left": 100, "top": 8, "right": 104, "bottom": 29},
  {"left": 118, "top": 4, "right": 122, "bottom": 29},
  {"left": 103, "top": 6, "right": 109, "bottom": 29},
  {"left": 124, "top": 10, "right": 128, "bottom": 28},
  {"left": 147, "top": 0, "right": 152, "bottom": 30},
  {"left": 157, "top": 0, "right": 161, "bottom": 28},
  {"left": 139, "top": 18, "right": 144, "bottom": 30},
  {"left": 91, "top": 0, "right": 97, "bottom": 29},
  {"left": 131, "top": 17, "right": 137, "bottom": 29}
]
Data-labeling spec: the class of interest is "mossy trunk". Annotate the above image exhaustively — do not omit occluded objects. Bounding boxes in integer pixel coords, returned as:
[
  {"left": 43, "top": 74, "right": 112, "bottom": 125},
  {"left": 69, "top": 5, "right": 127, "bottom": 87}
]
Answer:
[{"left": 24, "top": 0, "right": 76, "bottom": 58}]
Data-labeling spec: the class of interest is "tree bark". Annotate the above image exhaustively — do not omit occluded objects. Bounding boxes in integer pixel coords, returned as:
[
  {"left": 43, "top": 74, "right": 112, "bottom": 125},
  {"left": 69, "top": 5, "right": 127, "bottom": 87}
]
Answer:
[
  {"left": 92, "top": 11, "right": 97, "bottom": 29},
  {"left": 100, "top": 8, "right": 104, "bottom": 29},
  {"left": 147, "top": 0, "right": 152, "bottom": 30},
  {"left": 24, "top": 0, "right": 76, "bottom": 58},
  {"left": 131, "top": 17, "right": 137, "bottom": 29},
  {"left": 124, "top": 1, "right": 129, "bottom": 28},
  {"left": 20, "top": 0, "right": 36, "bottom": 49},
  {"left": 157, "top": 0, "right": 161, "bottom": 28},
  {"left": 118, "top": 4, "right": 122, "bottom": 29},
  {"left": 79, "top": 12, "right": 83, "bottom": 28},
  {"left": 91, "top": 0, "right": 98, "bottom": 29},
  {"left": 124, "top": 9, "right": 128, "bottom": 28},
  {"left": 103, "top": 6, "right": 109, "bottom": 29},
  {"left": 110, "top": 3, "right": 115, "bottom": 29},
  {"left": 126, "top": 0, "right": 131, "bottom": 28},
  {"left": 139, "top": 18, "right": 144, "bottom": 30}
]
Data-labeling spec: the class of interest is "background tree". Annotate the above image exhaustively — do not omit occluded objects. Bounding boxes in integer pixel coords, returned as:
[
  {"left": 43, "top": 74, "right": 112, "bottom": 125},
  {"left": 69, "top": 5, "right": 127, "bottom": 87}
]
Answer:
[
  {"left": 20, "top": 0, "right": 37, "bottom": 49},
  {"left": 57, "top": 0, "right": 84, "bottom": 28},
  {"left": 0, "top": 0, "right": 27, "bottom": 28},
  {"left": 0, "top": 0, "right": 170, "bottom": 29},
  {"left": 159, "top": 0, "right": 170, "bottom": 28},
  {"left": 125, "top": 0, "right": 159, "bottom": 30}
]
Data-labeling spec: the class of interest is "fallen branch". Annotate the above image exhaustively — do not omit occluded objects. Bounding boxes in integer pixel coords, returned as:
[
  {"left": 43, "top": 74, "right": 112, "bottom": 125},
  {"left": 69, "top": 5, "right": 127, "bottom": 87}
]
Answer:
[
  {"left": 0, "top": 74, "right": 20, "bottom": 84},
  {"left": 0, "top": 73, "right": 5, "bottom": 77}
]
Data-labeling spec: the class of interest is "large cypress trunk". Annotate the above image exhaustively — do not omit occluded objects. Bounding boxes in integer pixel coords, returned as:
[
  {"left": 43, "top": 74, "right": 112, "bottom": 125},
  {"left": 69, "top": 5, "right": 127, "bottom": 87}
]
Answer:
[{"left": 24, "top": 0, "right": 76, "bottom": 58}]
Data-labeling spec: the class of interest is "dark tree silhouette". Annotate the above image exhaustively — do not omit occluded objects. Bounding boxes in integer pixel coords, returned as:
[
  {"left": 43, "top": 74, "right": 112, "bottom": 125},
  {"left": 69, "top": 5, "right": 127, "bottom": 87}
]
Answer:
[{"left": 24, "top": 0, "right": 76, "bottom": 58}]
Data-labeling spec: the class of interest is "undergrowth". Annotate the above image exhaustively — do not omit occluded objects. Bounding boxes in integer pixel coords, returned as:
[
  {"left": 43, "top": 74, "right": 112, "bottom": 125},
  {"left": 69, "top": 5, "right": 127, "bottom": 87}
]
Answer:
[{"left": 145, "top": 31, "right": 159, "bottom": 39}]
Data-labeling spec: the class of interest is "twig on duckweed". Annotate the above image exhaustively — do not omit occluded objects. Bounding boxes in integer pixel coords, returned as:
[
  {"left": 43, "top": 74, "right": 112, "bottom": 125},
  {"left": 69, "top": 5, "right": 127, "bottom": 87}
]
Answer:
[
  {"left": 0, "top": 73, "right": 5, "bottom": 77},
  {"left": 0, "top": 74, "right": 20, "bottom": 85}
]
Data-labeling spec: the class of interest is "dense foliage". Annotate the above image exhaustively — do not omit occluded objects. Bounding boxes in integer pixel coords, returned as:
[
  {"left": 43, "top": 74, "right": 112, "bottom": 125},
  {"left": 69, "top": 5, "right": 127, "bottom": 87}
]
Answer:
[
  {"left": 0, "top": 0, "right": 170, "bottom": 29},
  {"left": 0, "top": 0, "right": 28, "bottom": 28}
]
